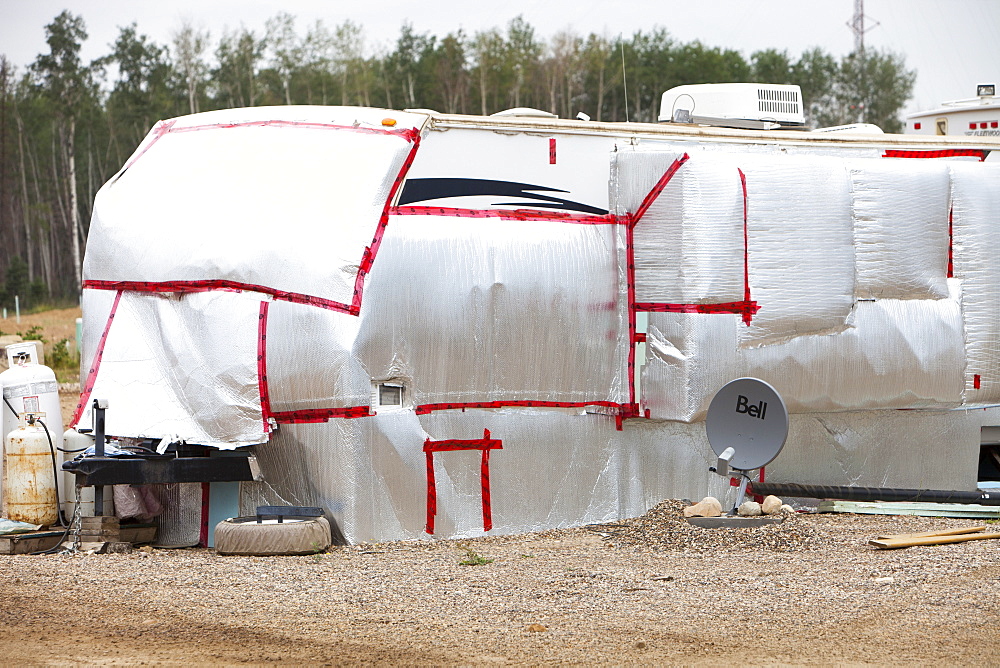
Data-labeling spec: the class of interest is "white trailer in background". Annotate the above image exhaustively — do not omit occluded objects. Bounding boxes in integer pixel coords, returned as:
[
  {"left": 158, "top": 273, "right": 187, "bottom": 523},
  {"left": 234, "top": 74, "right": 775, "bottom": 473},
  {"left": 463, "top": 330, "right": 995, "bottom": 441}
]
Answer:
[
  {"left": 73, "top": 86, "right": 1000, "bottom": 543},
  {"left": 906, "top": 84, "right": 1000, "bottom": 137}
]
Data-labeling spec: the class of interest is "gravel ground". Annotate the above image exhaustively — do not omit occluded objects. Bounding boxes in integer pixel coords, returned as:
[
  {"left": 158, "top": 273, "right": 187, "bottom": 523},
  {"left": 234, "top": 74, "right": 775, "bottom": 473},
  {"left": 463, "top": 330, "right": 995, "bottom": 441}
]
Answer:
[{"left": 2, "top": 500, "right": 999, "bottom": 665}]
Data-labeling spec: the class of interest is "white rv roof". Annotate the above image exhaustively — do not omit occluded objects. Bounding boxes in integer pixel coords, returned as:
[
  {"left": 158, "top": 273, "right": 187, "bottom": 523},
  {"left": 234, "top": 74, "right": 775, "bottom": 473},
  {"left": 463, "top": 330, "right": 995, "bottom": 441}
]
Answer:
[{"left": 423, "top": 110, "right": 1000, "bottom": 151}]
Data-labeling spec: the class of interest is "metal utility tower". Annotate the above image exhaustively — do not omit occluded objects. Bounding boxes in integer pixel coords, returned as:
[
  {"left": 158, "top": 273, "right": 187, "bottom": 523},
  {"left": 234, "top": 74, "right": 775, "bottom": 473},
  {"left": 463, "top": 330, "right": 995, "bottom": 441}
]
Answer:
[{"left": 847, "top": 0, "right": 879, "bottom": 54}]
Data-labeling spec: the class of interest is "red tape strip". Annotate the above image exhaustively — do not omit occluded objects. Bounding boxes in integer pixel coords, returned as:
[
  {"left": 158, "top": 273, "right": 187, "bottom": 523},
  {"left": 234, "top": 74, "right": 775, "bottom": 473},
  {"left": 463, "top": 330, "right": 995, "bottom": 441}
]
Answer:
[
  {"left": 626, "top": 219, "right": 637, "bottom": 412},
  {"left": 415, "top": 400, "right": 624, "bottom": 415},
  {"left": 83, "top": 280, "right": 357, "bottom": 314},
  {"left": 883, "top": 149, "right": 988, "bottom": 161},
  {"left": 634, "top": 301, "right": 759, "bottom": 316},
  {"left": 630, "top": 153, "right": 690, "bottom": 225},
  {"left": 391, "top": 205, "right": 619, "bottom": 225},
  {"left": 739, "top": 168, "right": 754, "bottom": 326},
  {"left": 352, "top": 135, "right": 424, "bottom": 313},
  {"left": 257, "top": 302, "right": 272, "bottom": 431},
  {"left": 423, "top": 429, "right": 503, "bottom": 534},
  {"left": 121, "top": 119, "right": 176, "bottom": 172},
  {"left": 70, "top": 290, "right": 123, "bottom": 427},
  {"left": 948, "top": 205, "right": 954, "bottom": 279},
  {"left": 270, "top": 405, "right": 374, "bottom": 423}
]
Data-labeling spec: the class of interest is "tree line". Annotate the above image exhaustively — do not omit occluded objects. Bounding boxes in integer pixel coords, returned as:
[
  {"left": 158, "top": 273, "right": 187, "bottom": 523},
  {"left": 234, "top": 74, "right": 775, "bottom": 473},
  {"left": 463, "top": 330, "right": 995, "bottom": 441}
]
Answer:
[{"left": 0, "top": 10, "right": 915, "bottom": 306}]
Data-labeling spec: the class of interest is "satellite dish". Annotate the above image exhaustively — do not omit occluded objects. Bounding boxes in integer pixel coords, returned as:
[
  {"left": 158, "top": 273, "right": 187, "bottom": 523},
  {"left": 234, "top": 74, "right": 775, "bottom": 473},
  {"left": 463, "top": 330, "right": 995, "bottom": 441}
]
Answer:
[{"left": 706, "top": 377, "right": 788, "bottom": 471}]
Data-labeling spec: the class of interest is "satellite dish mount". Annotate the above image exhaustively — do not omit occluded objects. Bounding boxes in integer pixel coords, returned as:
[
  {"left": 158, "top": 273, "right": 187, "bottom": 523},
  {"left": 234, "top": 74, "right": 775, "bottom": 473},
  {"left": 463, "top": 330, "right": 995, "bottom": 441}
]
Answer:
[{"left": 705, "top": 378, "right": 789, "bottom": 514}]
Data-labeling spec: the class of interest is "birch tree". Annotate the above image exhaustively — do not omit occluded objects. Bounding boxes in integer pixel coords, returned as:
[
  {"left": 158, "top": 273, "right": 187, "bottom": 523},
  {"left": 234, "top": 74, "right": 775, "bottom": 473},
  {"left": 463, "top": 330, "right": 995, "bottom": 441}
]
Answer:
[
  {"left": 172, "top": 21, "right": 209, "bottom": 114},
  {"left": 31, "top": 10, "right": 94, "bottom": 291}
]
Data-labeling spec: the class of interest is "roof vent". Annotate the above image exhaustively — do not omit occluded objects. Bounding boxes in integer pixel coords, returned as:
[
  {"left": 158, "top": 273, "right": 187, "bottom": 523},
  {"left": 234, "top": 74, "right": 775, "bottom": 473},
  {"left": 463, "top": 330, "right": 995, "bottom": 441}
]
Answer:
[{"left": 659, "top": 83, "right": 805, "bottom": 129}]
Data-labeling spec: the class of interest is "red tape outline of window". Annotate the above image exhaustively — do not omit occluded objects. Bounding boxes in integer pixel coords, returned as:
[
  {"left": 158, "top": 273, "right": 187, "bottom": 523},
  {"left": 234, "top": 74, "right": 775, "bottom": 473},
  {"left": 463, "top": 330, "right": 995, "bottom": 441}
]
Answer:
[
  {"left": 69, "top": 290, "right": 123, "bottom": 428},
  {"left": 423, "top": 429, "right": 503, "bottom": 535},
  {"left": 91, "top": 123, "right": 421, "bottom": 317},
  {"left": 630, "top": 159, "right": 758, "bottom": 324}
]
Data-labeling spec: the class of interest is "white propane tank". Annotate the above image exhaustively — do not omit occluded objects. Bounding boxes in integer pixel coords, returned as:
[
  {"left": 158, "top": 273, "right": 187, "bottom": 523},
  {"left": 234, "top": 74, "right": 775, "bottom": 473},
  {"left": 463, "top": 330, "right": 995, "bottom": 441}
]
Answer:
[
  {"left": 0, "top": 342, "right": 64, "bottom": 514},
  {"left": 61, "top": 427, "right": 102, "bottom": 518},
  {"left": 3, "top": 414, "right": 58, "bottom": 525}
]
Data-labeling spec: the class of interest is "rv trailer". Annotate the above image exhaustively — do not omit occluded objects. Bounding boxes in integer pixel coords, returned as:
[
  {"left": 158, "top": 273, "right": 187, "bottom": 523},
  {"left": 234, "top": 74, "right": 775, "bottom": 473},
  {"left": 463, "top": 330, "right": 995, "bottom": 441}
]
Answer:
[
  {"left": 906, "top": 83, "right": 1000, "bottom": 137},
  {"left": 68, "top": 85, "right": 1000, "bottom": 543}
]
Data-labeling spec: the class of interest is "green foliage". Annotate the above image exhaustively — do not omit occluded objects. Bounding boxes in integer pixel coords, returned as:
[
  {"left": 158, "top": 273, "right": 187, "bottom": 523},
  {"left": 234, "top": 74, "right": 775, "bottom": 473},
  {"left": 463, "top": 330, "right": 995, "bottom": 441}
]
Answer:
[
  {"left": 2, "top": 256, "right": 30, "bottom": 309},
  {"left": 1, "top": 13, "right": 920, "bottom": 305},
  {"left": 458, "top": 547, "right": 493, "bottom": 566},
  {"left": 17, "top": 324, "right": 46, "bottom": 341},
  {"left": 5, "top": 324, "right": 79, "bottom": 383}
]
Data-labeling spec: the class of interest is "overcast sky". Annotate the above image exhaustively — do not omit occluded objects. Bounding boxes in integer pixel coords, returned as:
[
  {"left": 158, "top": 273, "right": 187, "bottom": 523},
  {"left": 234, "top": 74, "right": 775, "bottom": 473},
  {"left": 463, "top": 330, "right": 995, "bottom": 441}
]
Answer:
[{"left": 1, "top": 0, "right": 997, "bottom": 117}]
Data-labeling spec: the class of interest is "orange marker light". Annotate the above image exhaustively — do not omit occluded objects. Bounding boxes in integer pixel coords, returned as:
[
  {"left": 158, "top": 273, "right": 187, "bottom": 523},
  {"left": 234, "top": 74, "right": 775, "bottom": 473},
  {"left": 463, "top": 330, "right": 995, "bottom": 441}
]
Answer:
[{"left": 382, "top": 118, "right": 397, "bottom": 127}]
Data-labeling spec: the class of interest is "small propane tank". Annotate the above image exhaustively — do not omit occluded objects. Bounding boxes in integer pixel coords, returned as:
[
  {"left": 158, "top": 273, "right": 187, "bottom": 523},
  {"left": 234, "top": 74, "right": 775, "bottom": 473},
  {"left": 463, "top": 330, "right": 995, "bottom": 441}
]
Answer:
[
  {"left": 0, "top": 342, "right": 64, "bottom": 515},
  {"left": 61, "top": 427, "right": 103, "bottom": 518},
  {"left": 3, "top": 412, "right": 58, "bottom": 525},
  {"left": 0, "top": 342, "right": 63, "bottom": 524}
]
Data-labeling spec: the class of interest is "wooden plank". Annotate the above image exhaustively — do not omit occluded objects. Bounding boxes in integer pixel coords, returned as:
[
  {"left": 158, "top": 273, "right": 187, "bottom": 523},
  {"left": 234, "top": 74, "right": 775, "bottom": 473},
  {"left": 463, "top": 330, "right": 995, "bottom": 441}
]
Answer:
[
  {"left": 119, "top": 525, "right": 157, "bottom": 544},
  {"left": 870, "top": 532, "right": 1000, "bottom": 550},
  {"left": 80, "top": 516, "right": 120, "bottom": 529},
  {"left": 877, "top": 526, "right": 985, "bottom": 541},
  {"left": 818, "top": 500, "right": 1000, "bottom": 519}
]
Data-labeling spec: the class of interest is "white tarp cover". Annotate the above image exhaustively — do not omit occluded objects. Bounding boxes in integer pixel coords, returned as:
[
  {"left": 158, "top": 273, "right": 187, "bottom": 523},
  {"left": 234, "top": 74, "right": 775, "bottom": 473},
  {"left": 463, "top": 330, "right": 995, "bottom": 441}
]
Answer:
[
  {"left": 79, "top": 290, "right": 266, "bottom": 447},
  {"left": 951, "top": 161, "right": 1000, "bottom": 402},
  {"left": 84, "top": 107, "right": 425, "bottom": 307}
]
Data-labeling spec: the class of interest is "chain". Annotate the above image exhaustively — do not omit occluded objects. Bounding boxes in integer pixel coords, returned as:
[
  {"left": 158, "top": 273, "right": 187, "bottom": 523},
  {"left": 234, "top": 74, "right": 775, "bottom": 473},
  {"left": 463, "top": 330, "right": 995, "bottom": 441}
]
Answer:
[{"left": 62, "top": 482, "right": 84, "bottom": 554}]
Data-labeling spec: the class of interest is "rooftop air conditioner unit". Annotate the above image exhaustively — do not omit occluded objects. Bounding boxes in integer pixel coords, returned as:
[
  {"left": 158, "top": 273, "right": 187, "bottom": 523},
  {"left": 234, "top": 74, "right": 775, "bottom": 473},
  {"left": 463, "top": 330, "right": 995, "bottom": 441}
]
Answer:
[{"left": 659, "top": 83, "right": 805, "bottom": 130}]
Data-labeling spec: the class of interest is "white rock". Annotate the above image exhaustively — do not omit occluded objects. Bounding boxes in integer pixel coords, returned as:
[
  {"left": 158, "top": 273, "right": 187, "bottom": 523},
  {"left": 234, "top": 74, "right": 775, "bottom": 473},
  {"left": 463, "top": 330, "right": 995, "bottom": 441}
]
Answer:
[
  {"left": 682, "top": 497, "right": 723, "bottom": 518},
  {"left": 737, "top": 501, "right": 762, "bottom": 517},
  {"left": 761, "top": 495, "right": 783, "bottom": 515},
  {"left": 780, "top": 504, "right": 796, "bottom": 514}
]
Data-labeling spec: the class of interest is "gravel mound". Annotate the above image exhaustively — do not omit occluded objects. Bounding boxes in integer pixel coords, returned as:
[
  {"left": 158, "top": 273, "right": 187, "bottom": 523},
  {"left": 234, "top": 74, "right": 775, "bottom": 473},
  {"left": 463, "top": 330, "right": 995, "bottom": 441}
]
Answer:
[{"left": 585, "top": 499, "right": 826, "bottom": 552}]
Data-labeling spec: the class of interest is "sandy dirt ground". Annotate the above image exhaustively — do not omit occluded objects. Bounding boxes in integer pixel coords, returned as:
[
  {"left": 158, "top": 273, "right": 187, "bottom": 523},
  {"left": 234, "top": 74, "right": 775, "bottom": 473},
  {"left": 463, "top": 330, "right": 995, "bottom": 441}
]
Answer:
[
  {"left": 0, "top": 306, "right": 82, "bottom": 354},
  {"left": 2, "top": 505, "right": 999, "bottom": 666},
  {"left": 3, "top": 309, "right": 998, "bottom": 665}
]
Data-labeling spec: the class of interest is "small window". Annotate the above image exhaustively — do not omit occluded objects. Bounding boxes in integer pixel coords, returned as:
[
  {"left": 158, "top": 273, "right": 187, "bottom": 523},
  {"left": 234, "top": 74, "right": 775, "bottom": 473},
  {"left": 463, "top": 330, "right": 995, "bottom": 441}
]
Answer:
[
  {"left": 379, "top": 383, "right": 403, "bottom": 406},
  {"left": 372, "top": 380, "right": 407, "bottom": 411}
]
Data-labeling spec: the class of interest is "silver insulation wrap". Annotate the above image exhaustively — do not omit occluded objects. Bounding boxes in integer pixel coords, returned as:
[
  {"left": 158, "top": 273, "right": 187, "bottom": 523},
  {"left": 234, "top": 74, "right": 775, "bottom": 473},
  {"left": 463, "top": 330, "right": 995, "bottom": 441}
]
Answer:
[{"left": 78, "top": 107, "right": 1000, "bottom": 543}]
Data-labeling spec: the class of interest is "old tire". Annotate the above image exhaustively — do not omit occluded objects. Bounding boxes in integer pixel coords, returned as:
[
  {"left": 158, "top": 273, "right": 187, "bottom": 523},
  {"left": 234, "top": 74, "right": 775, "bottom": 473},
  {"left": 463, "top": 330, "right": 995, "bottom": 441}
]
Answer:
[{"left": 215, "top": 516, "right": 331, "bottom": 556}]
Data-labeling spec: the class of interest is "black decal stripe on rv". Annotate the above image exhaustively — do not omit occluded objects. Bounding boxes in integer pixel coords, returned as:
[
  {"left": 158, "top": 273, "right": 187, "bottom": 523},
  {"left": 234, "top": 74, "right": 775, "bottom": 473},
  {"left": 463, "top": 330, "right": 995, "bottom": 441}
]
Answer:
[{"left": 398, "top": 178, "right": 608, "bottom": 215}]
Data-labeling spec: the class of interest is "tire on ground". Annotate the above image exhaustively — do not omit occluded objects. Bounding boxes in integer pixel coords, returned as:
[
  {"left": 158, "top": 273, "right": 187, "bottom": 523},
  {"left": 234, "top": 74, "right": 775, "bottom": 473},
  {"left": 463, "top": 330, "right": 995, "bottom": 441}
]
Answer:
[{"left": 215, "top": 516, "right": 332, "bottom": 556}]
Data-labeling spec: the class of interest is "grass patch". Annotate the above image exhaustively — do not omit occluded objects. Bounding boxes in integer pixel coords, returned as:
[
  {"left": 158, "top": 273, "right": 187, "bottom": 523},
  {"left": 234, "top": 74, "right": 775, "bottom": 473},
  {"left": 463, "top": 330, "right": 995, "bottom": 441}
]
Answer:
[{"left": 458, "top": 548, "right": 493, "bottom": 566}]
